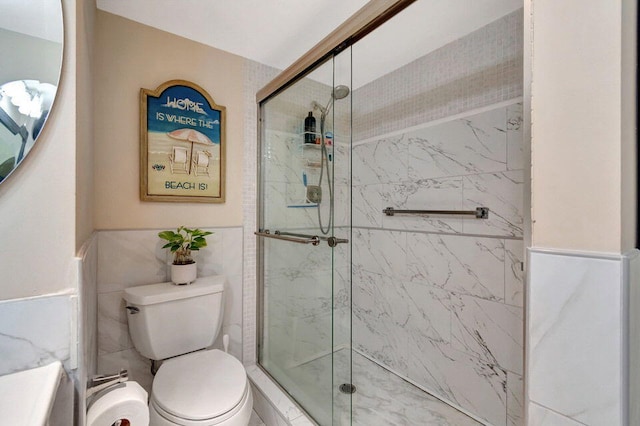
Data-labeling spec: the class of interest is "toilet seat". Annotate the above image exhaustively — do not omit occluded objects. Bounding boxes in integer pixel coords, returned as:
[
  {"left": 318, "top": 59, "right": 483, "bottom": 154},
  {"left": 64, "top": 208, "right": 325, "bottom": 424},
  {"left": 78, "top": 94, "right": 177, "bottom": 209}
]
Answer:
[
  {"left": 152, "top": 349, "right": 249, "bottom": 423},
  {"left": 150, "top": 384, "right": 251, "bottom": 426}
]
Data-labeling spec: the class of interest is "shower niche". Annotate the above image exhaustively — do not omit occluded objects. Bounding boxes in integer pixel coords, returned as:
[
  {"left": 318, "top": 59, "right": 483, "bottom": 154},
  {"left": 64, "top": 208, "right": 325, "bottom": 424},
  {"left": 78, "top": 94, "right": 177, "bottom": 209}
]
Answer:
[{"left": 256, "top": 1, "right": 525, "bottom": 425}]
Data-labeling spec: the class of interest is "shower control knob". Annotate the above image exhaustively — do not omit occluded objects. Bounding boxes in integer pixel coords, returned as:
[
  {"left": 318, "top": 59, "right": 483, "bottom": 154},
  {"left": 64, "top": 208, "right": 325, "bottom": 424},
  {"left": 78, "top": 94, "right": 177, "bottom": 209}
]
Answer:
[{"left": 306, "top": 185, "right": 322, "bottom": 203}]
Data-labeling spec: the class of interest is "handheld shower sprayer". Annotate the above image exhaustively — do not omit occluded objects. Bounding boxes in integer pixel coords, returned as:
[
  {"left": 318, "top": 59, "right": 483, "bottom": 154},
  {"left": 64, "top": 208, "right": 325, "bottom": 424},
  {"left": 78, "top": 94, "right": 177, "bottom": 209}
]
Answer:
[
  {"left": 312, "top": 85, "right": 350, "bottom": 117},
  {"left": 310, "top": 84, "right": 350, "bottom": 235}
]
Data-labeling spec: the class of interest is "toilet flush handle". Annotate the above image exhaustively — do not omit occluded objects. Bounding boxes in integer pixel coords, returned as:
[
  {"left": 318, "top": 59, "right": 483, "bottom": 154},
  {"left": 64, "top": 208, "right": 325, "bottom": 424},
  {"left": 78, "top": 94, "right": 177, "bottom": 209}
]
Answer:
[{"left": 125, "top": 306, "right": 140, "bottom": 314}]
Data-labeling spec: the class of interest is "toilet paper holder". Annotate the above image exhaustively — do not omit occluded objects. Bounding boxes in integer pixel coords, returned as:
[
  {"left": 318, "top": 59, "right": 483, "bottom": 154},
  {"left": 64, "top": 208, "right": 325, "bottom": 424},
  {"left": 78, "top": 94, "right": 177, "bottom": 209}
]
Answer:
[{"left": 87, "top": 369, "right": 128, "bottom": 398}]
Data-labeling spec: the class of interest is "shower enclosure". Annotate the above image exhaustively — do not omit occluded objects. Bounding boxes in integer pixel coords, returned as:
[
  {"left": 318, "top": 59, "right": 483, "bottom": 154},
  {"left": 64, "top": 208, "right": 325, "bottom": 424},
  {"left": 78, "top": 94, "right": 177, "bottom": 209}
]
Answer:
[{"left": 256, "top": 1, "right": 525, "bottom": 425}]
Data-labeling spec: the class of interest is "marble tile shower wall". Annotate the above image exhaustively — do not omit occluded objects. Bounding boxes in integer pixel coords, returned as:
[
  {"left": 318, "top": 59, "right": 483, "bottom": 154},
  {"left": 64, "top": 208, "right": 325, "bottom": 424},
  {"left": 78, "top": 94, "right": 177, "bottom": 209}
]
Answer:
[
  {"left": 95, "top": 227, "right": 243, "bottom": 394},
  {"left": 351, "top": 103, "right": 524, "bottom": 426},
  {"left": 261, "top": 126, "right": 351, "bottom": 369},
  {"left": 353, "top": 10, "right": 523, "bottom": 142},
  {"left": 259, "top": 71, "right": 353, "bottom": 371}
]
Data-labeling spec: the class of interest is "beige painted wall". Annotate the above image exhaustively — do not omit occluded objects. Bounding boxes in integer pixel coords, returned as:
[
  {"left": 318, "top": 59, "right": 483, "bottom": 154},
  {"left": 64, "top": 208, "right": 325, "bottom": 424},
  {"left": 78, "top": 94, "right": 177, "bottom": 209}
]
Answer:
[
  {"left": 0, "top": 0, "right": 77, "bottom": 300},
  {"left": 621, "top": 0, "right": 638, "bottom": 252},
  {"left": 530, "top": 0, "right": 636, "bottom": 253},
  {"left": 94, "top": 12, "right": 245, "bottom": 230},
  {"left": 76, "top": 0, "right": 96, "bottom": 249}
]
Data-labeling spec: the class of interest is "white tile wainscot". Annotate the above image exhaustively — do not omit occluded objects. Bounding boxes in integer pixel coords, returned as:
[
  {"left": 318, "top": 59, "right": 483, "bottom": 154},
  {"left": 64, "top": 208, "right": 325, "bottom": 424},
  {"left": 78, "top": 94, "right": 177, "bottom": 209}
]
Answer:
[
  {"left": 96, "top": 227, "right": 244, "bottom": 395},
  {"left": 0, "top": 295, "right": 73, "bottom": 375},
  {"left": 527, "top": 248, "right": 639, "bottom": 425}
]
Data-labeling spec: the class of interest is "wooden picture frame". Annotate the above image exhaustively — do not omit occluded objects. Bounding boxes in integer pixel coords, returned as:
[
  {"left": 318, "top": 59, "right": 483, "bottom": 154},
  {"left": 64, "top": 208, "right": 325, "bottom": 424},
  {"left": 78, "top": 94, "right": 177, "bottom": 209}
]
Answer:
[{"left": 140, "top": 79, "right": 225, "bottom": 203}]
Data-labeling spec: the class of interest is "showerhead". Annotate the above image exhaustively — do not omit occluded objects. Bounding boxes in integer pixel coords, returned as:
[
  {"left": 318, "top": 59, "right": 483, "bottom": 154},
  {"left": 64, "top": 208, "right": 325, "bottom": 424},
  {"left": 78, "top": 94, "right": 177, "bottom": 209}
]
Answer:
[
  {"left": 312, "top": 85, "right": 350, "bottom": 116},
  {"left": 332, "top": 85, "right": 350, "bottom": 100}
]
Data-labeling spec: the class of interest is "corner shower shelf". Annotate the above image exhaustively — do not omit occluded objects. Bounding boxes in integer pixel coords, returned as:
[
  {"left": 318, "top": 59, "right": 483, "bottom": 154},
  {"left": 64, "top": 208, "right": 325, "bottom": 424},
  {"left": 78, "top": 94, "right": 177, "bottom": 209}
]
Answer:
[{"left": 298, "top": 132, "right": 330, "bottom": 150}]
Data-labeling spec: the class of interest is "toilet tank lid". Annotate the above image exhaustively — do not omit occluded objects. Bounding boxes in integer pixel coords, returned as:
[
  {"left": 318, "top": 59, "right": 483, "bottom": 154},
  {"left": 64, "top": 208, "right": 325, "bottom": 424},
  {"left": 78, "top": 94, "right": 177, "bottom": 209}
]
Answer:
[{"left": 124, "top": 275, "right": 224, "bottom": 306}]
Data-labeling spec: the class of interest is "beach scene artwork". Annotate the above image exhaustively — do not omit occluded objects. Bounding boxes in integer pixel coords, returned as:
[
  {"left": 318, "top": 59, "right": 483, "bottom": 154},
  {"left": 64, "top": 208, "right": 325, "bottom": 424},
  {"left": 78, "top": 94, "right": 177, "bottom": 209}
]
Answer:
[{"left": 141, "top": 81, "right": 225, "bottom": 201}]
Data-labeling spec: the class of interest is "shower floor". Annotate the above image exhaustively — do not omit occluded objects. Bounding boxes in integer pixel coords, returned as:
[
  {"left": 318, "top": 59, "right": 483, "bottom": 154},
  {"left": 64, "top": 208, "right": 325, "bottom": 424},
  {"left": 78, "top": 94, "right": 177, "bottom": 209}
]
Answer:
[{"left": 280, "top": 349, "right": 483, "bottom": 426}]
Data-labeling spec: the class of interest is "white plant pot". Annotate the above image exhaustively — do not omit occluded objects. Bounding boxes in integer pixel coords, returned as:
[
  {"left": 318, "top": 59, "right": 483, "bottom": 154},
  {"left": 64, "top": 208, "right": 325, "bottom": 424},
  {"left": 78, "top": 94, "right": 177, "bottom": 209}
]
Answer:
[{"left": 171, "top": 262, "right": 197, "bottom": 285}]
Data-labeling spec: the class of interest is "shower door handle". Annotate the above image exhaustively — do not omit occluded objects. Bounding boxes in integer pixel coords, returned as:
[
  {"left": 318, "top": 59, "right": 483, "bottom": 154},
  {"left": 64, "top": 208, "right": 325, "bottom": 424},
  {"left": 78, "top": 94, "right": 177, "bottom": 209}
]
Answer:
[{"left": 255, "top": 230, "right": 321, "bottom": 246}]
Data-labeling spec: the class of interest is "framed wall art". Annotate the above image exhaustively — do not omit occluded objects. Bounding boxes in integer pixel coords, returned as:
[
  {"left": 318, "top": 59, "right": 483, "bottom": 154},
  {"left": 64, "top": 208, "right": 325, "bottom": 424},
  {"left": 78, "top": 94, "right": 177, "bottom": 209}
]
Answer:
[{"left": 140, "top": 79, "right": 225, "bottom": 203}]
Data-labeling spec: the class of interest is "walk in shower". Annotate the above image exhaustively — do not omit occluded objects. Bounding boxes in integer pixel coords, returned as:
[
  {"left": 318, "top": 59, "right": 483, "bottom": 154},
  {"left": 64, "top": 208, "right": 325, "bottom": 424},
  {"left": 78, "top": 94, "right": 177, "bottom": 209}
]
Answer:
[{"left": 256, "top": 1, "right": 525, "bottom": 425}]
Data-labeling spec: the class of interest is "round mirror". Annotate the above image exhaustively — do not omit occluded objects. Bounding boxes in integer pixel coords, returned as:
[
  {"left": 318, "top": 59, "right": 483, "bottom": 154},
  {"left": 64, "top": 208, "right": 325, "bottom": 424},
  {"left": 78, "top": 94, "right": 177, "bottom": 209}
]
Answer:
[{"left": 0, "top": 0, "right": 63, "bottom": 184}]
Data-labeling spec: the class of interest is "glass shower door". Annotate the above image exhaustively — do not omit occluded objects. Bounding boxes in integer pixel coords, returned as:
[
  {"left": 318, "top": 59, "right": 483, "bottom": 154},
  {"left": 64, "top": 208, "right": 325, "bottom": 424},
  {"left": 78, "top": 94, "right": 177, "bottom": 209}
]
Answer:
[{"left": 257, "top": 51, "right": 352, "bottom": 425}]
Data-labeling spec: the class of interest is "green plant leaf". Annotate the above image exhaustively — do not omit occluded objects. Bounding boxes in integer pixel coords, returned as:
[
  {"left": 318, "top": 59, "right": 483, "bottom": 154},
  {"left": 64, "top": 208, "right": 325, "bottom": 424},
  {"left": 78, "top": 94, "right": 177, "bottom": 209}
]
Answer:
[
  {"left": 159, "top": 226, "right": 213, "bottom": 254},
  {"left": 158, "top": 231, "right": 178, "bottom": 241}
]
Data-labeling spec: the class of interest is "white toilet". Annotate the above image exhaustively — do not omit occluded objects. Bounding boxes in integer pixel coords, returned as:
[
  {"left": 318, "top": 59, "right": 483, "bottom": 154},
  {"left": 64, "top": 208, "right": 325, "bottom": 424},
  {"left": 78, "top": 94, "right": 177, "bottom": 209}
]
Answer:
[{"left": 123, "top": 275, "right": 253, "bottom": 426}]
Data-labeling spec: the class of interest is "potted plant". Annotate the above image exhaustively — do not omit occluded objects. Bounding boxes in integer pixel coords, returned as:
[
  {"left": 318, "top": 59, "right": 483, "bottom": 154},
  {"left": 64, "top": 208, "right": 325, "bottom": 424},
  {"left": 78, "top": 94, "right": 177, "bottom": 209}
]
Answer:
[{"left": 158, "top": 226, "right": 213, "bottom": 285}]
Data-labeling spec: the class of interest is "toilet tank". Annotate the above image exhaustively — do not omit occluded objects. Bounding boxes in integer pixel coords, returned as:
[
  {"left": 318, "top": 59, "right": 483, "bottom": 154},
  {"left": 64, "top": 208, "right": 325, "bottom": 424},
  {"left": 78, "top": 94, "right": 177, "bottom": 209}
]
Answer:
[{"left": 124, "top": 275, "right": 225, "bottom": 360}]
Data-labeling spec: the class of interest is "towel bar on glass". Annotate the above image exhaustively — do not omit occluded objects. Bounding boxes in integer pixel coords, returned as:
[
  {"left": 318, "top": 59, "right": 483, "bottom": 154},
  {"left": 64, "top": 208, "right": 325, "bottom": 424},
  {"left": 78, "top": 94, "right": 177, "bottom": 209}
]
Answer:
[
  {"left": 255, "top": 230, "right": 320, "bottom": 245},
  {"left": 255, "top": 230, "right": 349, "bottom": 247},
  {"left": 382, "top": 207, "right": 489, "bottom": 219}
]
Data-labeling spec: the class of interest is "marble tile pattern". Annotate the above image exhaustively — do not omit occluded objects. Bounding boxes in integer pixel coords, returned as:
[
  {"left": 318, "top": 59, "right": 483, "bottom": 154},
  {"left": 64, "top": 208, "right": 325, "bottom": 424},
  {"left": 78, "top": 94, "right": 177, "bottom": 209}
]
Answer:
[
  {"left": 506, "top": 372, "right": 523, "bottom": 426},
  {"left": 260, "top": 218, "right": 350, "bottom": 368},
  {"left": 96, "top": 227, "right": 244, "bottom": 392},
  {"left": 352, "top": 103, "right": 524, "bottom": 238},
  {"left": 506, "top": 103, "right": 524, "bottom": 171},
  {"left": 268, "top": 349, "right": 484, "bottom": 426},
  {"left": 450, "top": 295, "right": 523, "bottom": 375},
  {"left": 0, "top": 294, "right": 72, "bottom": 375},
  {"left": 349, "top": 351, "right": 484, "bottom": 426},
  {"left": 351, "top": 102, "right": 524, "bottom": 426},
  {"left": 405, "top": 107, "right": 508, "bottom": 180},
  {"left": 528, "top": 250, "right": 627, "bottom": 426},
  {"left": 504, "top": 239, "right": 525, "bottom": 308}
]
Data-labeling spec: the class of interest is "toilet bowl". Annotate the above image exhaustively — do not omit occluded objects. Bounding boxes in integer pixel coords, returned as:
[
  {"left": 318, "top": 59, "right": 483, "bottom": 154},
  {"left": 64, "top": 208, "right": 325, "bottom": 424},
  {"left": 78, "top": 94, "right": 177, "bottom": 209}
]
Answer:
[{"left": 148, "top": 350, "right": 253, "bottom": 426}]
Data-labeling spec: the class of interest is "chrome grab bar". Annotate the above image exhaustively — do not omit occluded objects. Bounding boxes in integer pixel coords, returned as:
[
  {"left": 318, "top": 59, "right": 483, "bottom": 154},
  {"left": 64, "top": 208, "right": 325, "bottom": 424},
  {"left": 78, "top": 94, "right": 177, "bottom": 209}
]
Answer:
[
  {"left": 255, "top": 230, "right": 320, "bottom": 246},
  {"left": 383, "top": 207, "right": 489, "bottom": 219}
]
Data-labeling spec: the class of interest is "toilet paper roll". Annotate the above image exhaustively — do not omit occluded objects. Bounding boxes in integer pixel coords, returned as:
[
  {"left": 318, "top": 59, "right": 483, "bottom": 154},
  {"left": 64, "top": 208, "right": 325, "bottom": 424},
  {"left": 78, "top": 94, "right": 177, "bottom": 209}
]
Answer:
[{"left": 87, "top": 381, "right": 149, "bottom": 426}]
